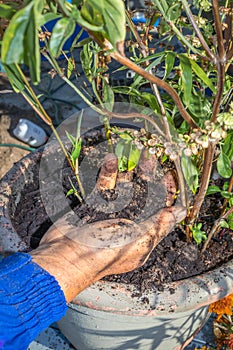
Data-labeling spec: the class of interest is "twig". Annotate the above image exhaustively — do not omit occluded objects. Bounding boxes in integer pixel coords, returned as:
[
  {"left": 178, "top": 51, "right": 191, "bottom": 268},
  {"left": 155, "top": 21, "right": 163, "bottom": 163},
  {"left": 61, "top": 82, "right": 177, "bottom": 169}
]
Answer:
[
  {"left": 109, "top": 49, "right": 198, "bottom": 129},
  {"left": 174, "top": 157, "right": 188, "bottom": 209},
  {"left": 212, "top": 0, "right": 226, "bottom": 62},
  {"left": 186, "top": 141, "right": 217, "bottom": 228},
  {"left": 152, "top": 0, "right": 206, "bottom": 57},
  {"left": 125, "top": 10, "right": 188, "bottom": 209},
  {"left": 187, "top": 1, "right": 228, "bottom": 227},
  {"left": 125, "top": 9, "right": 171, "bottom": 138},
  {"left": 181, "top": 0, "right": 216, "bottom": 62},
  {"left": 201, "top": 205, "right": 233, "bottom": 254},
  {"left": 211, "top": 62, "right": 225, "bottom": 122},
  {"left": 211, "top": 0, "right": 226, "bottom": 123},
  {"left": 106, "top": 111, "right": 166, "bottom": 138}
]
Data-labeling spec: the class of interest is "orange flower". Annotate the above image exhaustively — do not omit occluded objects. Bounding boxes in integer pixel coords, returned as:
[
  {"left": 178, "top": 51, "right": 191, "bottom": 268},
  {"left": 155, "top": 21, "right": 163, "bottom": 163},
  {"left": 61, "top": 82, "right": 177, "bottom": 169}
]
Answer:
[{"left": 209, "top": 294, "right": 233, "bottom": 320}]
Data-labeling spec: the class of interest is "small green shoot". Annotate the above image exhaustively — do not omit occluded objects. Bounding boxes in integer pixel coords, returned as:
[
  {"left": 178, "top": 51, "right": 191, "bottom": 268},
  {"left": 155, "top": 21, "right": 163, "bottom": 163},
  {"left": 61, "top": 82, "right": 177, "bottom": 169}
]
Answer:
[
  {"left": 66, "top": 111, "right": 85, "bottom": 199},
  {"left": 206, "top": 182, "right": 233, "bottom": 207},
  {"left": 220, "top": 213, "right": 233, "bottom": 231},
  {"left": 191, "top": 223, "right": 207, "bottom": 245},
  {"left": 207, "top": 182, "right": 233, "bottom": 229},
  {"left": 66, "top": 177, "right": 82, "bottom": 202}
]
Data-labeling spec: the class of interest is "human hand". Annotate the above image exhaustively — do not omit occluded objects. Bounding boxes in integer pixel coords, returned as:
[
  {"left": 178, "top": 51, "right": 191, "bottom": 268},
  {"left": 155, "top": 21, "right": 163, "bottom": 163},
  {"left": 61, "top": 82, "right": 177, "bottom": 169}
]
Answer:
[{"left": 31, "top": 150, "right": 186, "bottom": 302}]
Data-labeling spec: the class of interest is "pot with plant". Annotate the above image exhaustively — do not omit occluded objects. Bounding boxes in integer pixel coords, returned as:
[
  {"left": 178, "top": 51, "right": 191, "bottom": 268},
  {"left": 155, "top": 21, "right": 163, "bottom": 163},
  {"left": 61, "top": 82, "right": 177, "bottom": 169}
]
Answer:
[{"left": 0, "top": 0, "right": 233, "bottom": 349}]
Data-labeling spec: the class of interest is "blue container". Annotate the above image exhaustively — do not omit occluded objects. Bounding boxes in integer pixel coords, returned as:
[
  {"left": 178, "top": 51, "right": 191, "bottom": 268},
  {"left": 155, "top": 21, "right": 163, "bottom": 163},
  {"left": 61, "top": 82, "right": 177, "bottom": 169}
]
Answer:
[
  {"left": 40, "top": 18, "right": 88, "bottom": 60},
  {"left": 132, "top": 11, "right": 160, "bottom": 27}
]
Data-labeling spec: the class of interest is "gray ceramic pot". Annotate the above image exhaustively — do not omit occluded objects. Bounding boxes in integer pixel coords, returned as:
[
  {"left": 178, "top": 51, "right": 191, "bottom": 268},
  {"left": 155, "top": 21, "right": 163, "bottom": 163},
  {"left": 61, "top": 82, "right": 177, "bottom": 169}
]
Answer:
[{"left": 0, "top": 138, "right": 232, "bottom": 350}]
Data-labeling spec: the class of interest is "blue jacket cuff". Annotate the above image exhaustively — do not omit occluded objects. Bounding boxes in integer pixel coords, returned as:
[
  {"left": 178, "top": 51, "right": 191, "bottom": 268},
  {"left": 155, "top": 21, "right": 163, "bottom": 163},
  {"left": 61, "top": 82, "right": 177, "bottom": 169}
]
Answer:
[{"left": 0, "top": 252, "right": 67, "bottom": 350}]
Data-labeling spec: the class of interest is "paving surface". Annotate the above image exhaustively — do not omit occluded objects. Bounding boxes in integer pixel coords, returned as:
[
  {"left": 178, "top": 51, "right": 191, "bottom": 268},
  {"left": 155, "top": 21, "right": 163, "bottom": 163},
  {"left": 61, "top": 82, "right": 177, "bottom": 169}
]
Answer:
[{"left": 0, "top": 47, "right": 217, "bottom": 349}]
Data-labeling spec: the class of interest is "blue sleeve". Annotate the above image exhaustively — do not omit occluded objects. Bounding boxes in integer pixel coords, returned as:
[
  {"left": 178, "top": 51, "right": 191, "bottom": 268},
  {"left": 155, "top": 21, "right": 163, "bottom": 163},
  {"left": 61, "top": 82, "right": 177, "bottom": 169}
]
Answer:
[{"left": 0, "top": 252, "right": 68, "bottom": 350}]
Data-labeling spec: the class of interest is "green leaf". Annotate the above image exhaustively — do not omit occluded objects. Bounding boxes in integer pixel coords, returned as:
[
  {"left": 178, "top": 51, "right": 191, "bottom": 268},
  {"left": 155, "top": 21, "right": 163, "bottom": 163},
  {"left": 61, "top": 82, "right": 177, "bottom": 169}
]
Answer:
[
  {"left": 187, "top": 92, "right": 211, "bottom": 119},
  {"left": 192, "top": 223, "right": 207, "bottom": 245},
  {"left": 132, "top": 54, "right": 165, "bottom": 88},
  {"left": 220, "top": 220, "right": 229, "bottom": 229},
  {"left": 103, "top": 79, "right": 114, "bottom": 112},
  {"left": 71, "top": 139, "right": 82, "bottom": 165},
  {"left": 2, "top": 2, "right": 34, "bottom": 64},
  {"left": 0, "top": 4, "right": 16, "bottom": 19},
  {"left": 119, "top": 132, "right": 133, "bottom": 141},
  {"left": 190, "top": 59, "right": 216, "bottom": 94},
  {"left": 140, "top": 92, "right": 160, "bottom": 113},
  {"left": 71, "top": 6, "right": 103, "bottom": 32},
  {"left": 2, "top": 0, "right": 43, "bottom": 84},
  {"left": 112, "top": 86, "right": 140, "bottom": 97},
  {"left": 66, "top": 188, "right": 75, "bottom": 197},
  {"left": 67, "top": 57, "right": 74, "bottom": 79},
  {"left": 80, "top": 42, "right": 94, "bottom": 82},
  {"left": 42, "top": 13, "right": 61, "bottom": 24},
  {"left": 80, "top": 0, "right": 126, "bottom": 50},
  {"left": 206, "top": 185, "right": 221, "bottom": 196},
  {"left": 223, "top": 182, "right": 229, "bottom": 191},
  {"left": 166, "top": 2, "right": 182, "bottom": 21},
  {"left": 181, "top": 154, "right": 199, "bottom": 194},
  {"left": 115, "top": 138, "right": 130, "bottom": 172},
  {"left": 227, "top": 213, "right": 233, "bottom": 230},
  {"left": 179, "top": 54, "right": 192, "bottom": 106},
  {"left": 220, "top": 191, "right": 232, "bottom": 199},
  {"left": 164, "top": 52, "right": 175, "bottom": 80},
  {"left": 66, "top": 131, "right": 76, "bottom": 146},
  {"left": 49, "top": 17, "right": 76, "bottom": 57},
  {"left": 1, "top": 63, "right": 25, "bottom": 92},
  {"left": 229, "top": 197, "right": 233, "bottom": 207},
  {"left": 128, "top": 144, "right": 141, "bottom": 171},
  {"left": 25, "top": 0, "right": 43, "bottom": 83},
  {"left": 222, "top": 131, "right": 233, "bottom": 161},
  {"left": 217, "top": 151, "right": 232, "bottom": 178}
]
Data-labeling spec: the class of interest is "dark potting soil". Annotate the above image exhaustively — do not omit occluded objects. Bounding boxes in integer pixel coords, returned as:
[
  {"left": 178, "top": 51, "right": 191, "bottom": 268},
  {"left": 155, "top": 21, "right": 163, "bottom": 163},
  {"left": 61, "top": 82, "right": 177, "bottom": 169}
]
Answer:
[{"left": 12, "top": 137, "right": 233, "bottom": 294}]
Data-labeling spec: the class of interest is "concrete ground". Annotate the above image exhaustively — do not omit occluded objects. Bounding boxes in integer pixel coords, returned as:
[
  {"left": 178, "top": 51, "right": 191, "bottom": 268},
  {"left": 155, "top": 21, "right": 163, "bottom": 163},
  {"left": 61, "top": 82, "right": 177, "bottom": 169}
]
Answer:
[{"left": 0, "top": 48, "right": 217, "bottom": 349}]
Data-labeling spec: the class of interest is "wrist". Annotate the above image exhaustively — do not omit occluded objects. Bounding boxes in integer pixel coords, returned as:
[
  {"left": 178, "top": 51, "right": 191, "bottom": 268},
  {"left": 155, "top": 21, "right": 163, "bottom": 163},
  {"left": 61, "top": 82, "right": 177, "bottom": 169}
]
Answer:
[{"left": 30, "top": 238, "right": 99, "bottom": 302}]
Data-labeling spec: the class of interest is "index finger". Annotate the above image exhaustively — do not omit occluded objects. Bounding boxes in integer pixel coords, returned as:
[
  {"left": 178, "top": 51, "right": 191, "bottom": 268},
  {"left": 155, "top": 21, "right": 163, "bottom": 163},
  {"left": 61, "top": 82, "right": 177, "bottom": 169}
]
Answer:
[{"left": 95, "top": 153, "right": 118, "bottom": 191}]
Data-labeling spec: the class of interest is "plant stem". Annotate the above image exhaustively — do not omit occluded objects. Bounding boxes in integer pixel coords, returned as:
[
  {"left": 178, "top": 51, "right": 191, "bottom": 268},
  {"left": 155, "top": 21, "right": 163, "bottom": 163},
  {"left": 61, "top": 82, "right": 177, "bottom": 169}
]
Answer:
[
  {"left": 126, "top": 10, "right": 171, "bottom": 137},
  {"left": 61, "top": 76, "right": 104, "bottom": 115},
  {"left": 48, "top": 121, "right": 77, "bottom": 175},
  {"left": 109, "top": 49, "right": 198, "bottom": 129},
  {"left": 211, "top": 0, "right": 226, "bottom": 123},
  {"left": 126, "top": 12, "right": 188, "bottom": 209},
  {"left": 181, "top": 0, "right": 216, "bottom": 62},
  {"left": 75, "top": 159, "right": 85, "bottom": 199},
  {"left": 186, "top": 141, "right": 217, "bottom": 229},
  {"left": 21, "top": 92, "right": 52, "bottom": 126},
  {"left": 152, "top": 0, "right": 205, "bottom": 56},
  {"left": 16, "top": 64, "right": 52, "bottom": 126},
  {"left": 186, "top": 1, "right": 228, "bottom": 228},
  {"left": 16, "top": 65, "right": 78, "bottom": 183},
  {"left": 212, "top": 62, "right": 225, "bottom": 123},
  {"left": 212, "top": 0, "right": 226, "bottom": 61},
  {"left": 107, "top": 111, "right": 166, "bottom": 138},
  {"left": 201, "top": 205, "right": 233, "bottom": 254}
]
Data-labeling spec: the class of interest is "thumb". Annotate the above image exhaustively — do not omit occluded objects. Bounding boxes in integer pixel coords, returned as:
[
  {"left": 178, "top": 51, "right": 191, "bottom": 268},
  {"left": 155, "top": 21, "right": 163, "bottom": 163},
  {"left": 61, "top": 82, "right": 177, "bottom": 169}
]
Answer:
[{"left": 138, "top": 206, "right": 187, "bottom": 248}]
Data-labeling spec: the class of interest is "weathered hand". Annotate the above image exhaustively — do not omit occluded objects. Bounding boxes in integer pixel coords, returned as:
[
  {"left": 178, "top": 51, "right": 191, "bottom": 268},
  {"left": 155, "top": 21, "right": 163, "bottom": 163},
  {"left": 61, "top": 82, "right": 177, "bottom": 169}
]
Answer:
[{"left": 31, "top": 150, "right": 186, "bottom": 302}]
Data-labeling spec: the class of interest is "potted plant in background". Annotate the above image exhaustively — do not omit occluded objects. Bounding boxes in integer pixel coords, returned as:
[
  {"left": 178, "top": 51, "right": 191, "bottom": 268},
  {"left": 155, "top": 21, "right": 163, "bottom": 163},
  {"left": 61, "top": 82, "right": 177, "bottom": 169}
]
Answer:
[{"left": 0, "top": 0, "right": 233, "bottom": 349}]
